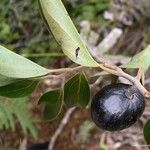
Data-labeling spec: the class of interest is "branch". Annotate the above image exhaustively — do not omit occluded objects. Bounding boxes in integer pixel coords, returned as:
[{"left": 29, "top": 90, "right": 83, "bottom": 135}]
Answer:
[
  {"left": 19, "top": 138, "right": 27, "bottom": 150},
  {"left": 135, "top": 67, "right": 143, "bottom": 81},
  {"left": 39, "top": 62, "right": 150, "bottom": 99},
  {"left": 38, "top": 66, "right": 84, "bottom": 81},
  {"left": 48, "top": 107, "right": 76, "bottom": 150},
  {"left": 49, "top": 66, "right": 84, "bottom": 74},
  {"left": 90, "top": 76, "right": 103, "bottom": 89},
  {"left": 98, "top": 63, "right": 150, "bottom": 98}
]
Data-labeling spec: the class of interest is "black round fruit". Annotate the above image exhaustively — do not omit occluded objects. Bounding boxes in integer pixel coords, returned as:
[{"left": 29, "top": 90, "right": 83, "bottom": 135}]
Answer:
[{"left": 91, "top": 83, "right": 145, "bottom": 131}]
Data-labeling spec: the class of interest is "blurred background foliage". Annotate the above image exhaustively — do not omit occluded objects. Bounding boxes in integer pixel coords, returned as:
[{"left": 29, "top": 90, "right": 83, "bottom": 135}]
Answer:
[
  {"left": 0, "top": 0, "right": 59, "bottom": 66},
  {"left": 65, "top": 0, "right": 109, "bottom": 23},
  {"left": 0, "top": 0, "right": 110, "bottom": 66}
]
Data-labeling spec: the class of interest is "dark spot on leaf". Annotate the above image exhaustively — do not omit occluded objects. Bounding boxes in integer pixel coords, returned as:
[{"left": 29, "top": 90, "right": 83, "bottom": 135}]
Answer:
[{"left": 75, "top": 47, "right": 80, "bottom": 59}]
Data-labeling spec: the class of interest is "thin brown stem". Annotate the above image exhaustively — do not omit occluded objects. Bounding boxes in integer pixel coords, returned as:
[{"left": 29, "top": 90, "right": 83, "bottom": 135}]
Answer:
[
  {"left": 98, "top": 63, "right": 150, "bottom": 98},
  {"left": 39, "top": 63, "right": 150, "bottom": 99},
  {"left": 48, "top": 66, "right": 83, "bottom": 74},
  {"left": 48, "top": 107, "right": 76, "bottom": 150},
  {"left": 136, "top": 67, "right": 143, "bottom": 81},
  {"left": 38, "top": 66, "right": 84, "bottom": 80},
  {"left": 90, "top": 76, "right": 103, "bottom": 89}
]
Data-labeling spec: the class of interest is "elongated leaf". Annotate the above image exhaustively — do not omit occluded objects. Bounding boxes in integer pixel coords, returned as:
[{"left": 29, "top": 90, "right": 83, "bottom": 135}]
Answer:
[
  {"left": 38, "top": 89, "right": 63, "bottom": 120},
  {"left": 0, "top": 45, "right": 50, "bottom": 78},
  {"left": 64, "top": 73, "right": 90, "bottom": 108},
  {"left": 39, "top": 0, "right": 98, "bottom": 67},
  {"left": 121, "top": 45, "right": 150, "bottom": 84},
  {"left": 0, "top": 80, "right": 39, "bottom": 98},
  {"left": 143, "top": 119, "right": 150, "bottom": 149},
  {"left": 0, "top": 74, "right": 17, "bottom": 87},
  {"left": 121, "top": 45, "right": 150, "bottom": 72}
]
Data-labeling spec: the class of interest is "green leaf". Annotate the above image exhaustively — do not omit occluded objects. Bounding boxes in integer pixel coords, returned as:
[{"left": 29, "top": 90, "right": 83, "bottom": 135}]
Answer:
[
  {"left": 0, "top": 45, "right": 50, "bottom": 78},
  {"left": 0, "top": 97, "right": 37, "bottom": 138},
  {"left": 143, "top": 119, "right": 150, "bottom": 149},
  {"left": 64, "top": 73, "right": 90, "bottom": 108},
  {"left": 121, "top": 45, "right": 150, "bottom": 72},
  {"left": 0, "top": 80, "right": 39, "bottom": 98},
  {"left": 39, "top": 89, "right": 63, "bottom": 120},
  {"left": 39, "top": 0, "right": 98, "bottom": 67},
  {"left": 0, "top": 74, "right": 17, "bottom": 87}
]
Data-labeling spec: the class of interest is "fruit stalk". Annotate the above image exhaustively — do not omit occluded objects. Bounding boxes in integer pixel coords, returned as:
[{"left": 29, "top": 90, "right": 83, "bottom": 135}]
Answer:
[{"left": 98, "top": 63, "right": 150, "bottom": 99}]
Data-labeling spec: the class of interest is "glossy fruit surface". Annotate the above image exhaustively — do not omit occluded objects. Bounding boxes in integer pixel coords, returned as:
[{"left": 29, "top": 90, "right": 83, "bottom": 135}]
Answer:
[{"left": 91, "top": 83, "right": 145, "bottom": 131}]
